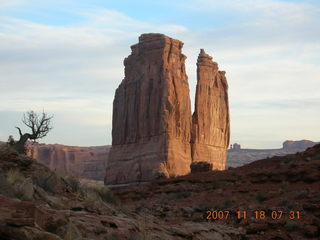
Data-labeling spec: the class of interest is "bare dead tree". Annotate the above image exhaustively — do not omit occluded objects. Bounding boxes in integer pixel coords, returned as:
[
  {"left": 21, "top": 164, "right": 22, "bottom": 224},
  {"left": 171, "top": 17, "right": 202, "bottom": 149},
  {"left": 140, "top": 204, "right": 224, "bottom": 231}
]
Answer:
[{"left": 13, "top": 110, "right": 53, "bottom": 154}]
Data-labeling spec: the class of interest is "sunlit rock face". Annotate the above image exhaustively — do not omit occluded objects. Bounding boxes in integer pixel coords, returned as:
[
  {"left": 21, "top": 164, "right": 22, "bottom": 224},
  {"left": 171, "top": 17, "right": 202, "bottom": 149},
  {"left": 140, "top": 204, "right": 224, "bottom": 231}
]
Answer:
[
  {"left": 191, "top": 49, "right": 230, "bottom": 170},
  {"left": 105, "top": 33, "right": 193, "bottom": 185}
]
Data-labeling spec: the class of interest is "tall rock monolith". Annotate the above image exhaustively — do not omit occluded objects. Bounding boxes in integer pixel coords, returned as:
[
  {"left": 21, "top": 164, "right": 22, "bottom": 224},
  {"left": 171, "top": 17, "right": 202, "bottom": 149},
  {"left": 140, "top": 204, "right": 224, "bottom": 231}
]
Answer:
[
  {"left": 191, "top": 49, "right": 230, "bottom": 170},
  {"left": 105, "top": 33, "right": 192, "bottom": 185}
]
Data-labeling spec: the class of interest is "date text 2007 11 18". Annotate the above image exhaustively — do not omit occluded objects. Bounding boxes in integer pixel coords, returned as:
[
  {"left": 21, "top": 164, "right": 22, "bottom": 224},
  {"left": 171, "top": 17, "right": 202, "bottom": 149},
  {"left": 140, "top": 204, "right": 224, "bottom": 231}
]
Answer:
[{"left": 205, "top": 210, "right": 301, "bottom": 220}]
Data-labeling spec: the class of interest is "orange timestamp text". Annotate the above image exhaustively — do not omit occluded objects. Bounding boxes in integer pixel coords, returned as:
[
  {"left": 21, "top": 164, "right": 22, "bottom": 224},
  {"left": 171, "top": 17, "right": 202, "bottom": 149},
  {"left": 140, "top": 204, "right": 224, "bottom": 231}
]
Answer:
[{"left": 205, "top": 210, "right": 301, "bottom": 220}]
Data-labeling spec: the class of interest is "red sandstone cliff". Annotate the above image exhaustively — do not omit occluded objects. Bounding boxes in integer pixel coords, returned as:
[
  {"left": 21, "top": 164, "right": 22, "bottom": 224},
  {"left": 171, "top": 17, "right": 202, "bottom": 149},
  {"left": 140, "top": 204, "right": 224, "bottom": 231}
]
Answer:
[
  {"left": 28, "top": 143, "right": 110, "bottom": 180},
  {"left": 105, "top": 33, "right": 193, "bottom": 184},
  {"left": 191, "top": 49, "right": 230, "bottom": 170}
]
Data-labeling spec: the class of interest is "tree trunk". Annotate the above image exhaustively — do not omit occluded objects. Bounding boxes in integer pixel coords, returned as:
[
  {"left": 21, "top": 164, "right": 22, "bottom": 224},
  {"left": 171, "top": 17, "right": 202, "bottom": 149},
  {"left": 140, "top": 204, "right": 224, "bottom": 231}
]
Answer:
[{"left": 14, "top": 133, "right": 30, "bottom": 154}]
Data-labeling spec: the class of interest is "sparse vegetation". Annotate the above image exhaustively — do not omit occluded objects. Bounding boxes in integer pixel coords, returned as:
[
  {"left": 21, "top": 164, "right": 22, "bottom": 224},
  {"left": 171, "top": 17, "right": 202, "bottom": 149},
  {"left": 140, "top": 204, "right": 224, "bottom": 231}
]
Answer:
[
  {"left": 1, "top": 169, "right": 34, "bottom": 201},
  {"left": 63, "top": 174, "right": 80, "bottom": 193},
  {"left": 221, "top": 200, "right": 232, "bottom": 209},
  {"left": 255, "top": 193, "right": 268, "bottom": 203},
  {"left": 294, "top": 191, "right": 308, "bottom": 200},
  {"left": 33, "top": 171, "right": 58, "bottom": 193},
  {"left": 231, "top": 171, "right": 238, "bottom": 177},
  {"left": 175, "top": 190, "right": 191, "bottom": 199},
  {"left": 6, "top": 169, "right": 25, "bottom": 184},
  {"left": 11, "top": 110, "right": 53, "bottom": 154},
  {"left": 284, "top": 221, "right": 300, "bottom": 232},
  {"left": 284, "top": 157, "right": 295, "bottom": 164},
  {"left": 81, "top": 184, "right": 118, "bottom": 205},
  {"left": 154, "top": 170, "right": 167, "bottom": 179}
]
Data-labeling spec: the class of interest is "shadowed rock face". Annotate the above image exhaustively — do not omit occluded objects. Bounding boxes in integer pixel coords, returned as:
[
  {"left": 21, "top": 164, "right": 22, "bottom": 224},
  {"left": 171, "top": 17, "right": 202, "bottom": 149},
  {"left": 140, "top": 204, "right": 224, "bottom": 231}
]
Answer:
[
  {"left": 191, "top": 49, "right": 230, "bottom": 170},
  {"left": 106, "top": 33, "right": 193, "bottom": 184}
]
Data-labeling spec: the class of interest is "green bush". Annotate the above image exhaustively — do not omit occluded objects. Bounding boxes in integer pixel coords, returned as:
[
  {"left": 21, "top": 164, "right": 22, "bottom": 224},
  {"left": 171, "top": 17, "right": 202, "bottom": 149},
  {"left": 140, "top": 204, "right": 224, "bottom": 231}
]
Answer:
[{"left": 81, "top": 185, "right": 118, "bottom": 205}]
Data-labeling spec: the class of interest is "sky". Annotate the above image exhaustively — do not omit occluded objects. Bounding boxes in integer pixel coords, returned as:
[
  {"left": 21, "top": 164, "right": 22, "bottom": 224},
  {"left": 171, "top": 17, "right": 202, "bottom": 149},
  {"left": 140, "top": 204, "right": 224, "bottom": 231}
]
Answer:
[{"left": 0, "top": 0, "right": 319, "bottom": 148}]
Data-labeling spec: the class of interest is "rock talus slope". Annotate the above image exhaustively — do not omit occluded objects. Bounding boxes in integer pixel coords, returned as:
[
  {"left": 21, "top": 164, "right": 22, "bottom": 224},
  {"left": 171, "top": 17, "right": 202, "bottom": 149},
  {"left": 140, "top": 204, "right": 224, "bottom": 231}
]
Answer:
[
  {"left": 105, "top": 33, "right": 193, "bottom": 184},
  {"left": 191, "top": 49, "right": 230, "bottom": 169}
]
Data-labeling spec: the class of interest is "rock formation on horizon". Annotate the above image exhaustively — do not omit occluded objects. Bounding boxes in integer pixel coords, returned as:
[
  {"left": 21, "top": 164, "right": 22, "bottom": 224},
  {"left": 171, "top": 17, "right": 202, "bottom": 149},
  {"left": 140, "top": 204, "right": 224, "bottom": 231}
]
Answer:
[
  {"left": 282, "top": 140, "right": 317, "bottom": 151},
  {"left": 105, "top": 33, "right": 193, "bottom": 185},
  {"left": 191, "top": 49, "right": 230, "bottom": 170}
]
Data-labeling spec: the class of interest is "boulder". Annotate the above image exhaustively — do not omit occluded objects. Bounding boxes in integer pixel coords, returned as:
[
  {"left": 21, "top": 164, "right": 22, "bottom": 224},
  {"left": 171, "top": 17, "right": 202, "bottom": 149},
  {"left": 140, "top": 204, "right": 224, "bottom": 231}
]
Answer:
[{"left": 190, "top": 161, "right": 213, "bottom": 173}]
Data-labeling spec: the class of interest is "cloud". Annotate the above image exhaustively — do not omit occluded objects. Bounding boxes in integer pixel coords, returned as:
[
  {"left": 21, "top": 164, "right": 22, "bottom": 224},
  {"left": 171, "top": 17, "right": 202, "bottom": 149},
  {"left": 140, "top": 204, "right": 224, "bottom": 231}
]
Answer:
[
  {"left": 0, "top": 5, "right": 190, "bottom": 146},
  {"left": 0, "top": 0, "right": 319, "bottom": 148}
]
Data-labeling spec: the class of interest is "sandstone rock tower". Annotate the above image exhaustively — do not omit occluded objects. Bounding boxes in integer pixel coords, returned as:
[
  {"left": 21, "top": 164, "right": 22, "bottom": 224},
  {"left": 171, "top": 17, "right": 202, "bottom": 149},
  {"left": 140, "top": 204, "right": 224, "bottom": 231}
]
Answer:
[
  {"left": 105, "top": 34, "right": 230, "bottom": 185},
  {"left": 105, "top": 33, "right": 192, "bottom": 185},
  {"left": 191, "top": 49, "right": 230, "bottom": 170}
]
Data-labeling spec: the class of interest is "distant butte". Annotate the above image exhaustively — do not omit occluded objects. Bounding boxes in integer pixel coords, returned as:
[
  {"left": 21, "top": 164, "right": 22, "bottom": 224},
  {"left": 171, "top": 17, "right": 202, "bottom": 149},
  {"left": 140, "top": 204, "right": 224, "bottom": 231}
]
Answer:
[{"left": 105, "top": 33, "right": 230, "bottom": 185}]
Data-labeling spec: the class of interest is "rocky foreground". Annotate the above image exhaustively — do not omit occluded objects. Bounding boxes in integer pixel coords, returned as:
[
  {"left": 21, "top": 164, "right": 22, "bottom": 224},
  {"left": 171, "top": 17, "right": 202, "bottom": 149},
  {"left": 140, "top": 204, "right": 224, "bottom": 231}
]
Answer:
[
  {"left": 114, "top": 144, "right": 320, "bottom": 240},
  {"left": 0, "top": 144, "right": 319, "bottom": 239}
]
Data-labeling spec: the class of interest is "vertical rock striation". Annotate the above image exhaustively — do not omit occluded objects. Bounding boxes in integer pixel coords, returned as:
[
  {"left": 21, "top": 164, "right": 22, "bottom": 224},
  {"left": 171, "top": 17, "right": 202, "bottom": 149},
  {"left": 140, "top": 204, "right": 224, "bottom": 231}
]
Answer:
[
  {"left": 28, "top": 143, "right": 110, "bottom": 181},
  {"left": 105, "top": 33, "right": 192, "bottom": 185},
  {"left": 191, "top": 49, "right": 230, "bottom": 170}
]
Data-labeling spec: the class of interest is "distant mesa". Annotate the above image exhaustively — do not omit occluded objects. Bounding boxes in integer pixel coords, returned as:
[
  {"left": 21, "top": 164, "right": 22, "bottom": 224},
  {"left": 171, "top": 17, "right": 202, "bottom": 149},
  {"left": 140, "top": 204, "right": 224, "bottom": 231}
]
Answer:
[
  {"left": 105, "top": 33, "right": 230, "bottom": 185},
  {"left": 227, "top": 140, "right": 318, "bottom": 168},
  {"left": 230, "top": 143, "right": 241, "bottom": 150},
  {"left": 282, "top": 140, "right": 316, "bottom": 151}
]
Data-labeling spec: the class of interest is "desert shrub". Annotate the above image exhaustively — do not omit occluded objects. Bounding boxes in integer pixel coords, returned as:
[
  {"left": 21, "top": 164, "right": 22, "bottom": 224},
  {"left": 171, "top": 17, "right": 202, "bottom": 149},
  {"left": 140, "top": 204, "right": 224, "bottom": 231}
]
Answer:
[
  {"left": 95, "top": 185, "right": 118, "bottom": 205},
  {"left": 64, "top": 222, "right": 82, "bottom": 240},
  {"left": 205, "top": 180, "right": 219, "bottom": 190},
  {"left": 279, "top": 200, "right": 289, "bottom": 208},
  {"left": 284, "top": 157, "right": 294, "bottom": 164},
  {"left": 4, "top": 170, "right": 34, "bottom": 200},
  {"left": 17, "top": 178, "right": 34, "bottom": 201},
  {"left": 6, "top": 169, "right": 25, "bottom": 184},
  {"left": 294, "top": 191, "right": 308, "bottom": 200},
  {"left": 255, "top": 193, "right": 268, "bottom": 203},
  {"left": 231, "top": 171, "right": 237, "bottom": 177},
  {"left": 81, "top": 185, "right": 118, "bottom": 205},
  {"left": 63, "top": 175, "right": 80, "bottom": 193},
  {"left": 33, "top": 172, "right": 57, "bottom": 193},
  {"left": 6, "top": 135, "right": 15, "bottom": 147},
  {"left": 221, "top": 200, "right": 232, "bottom": 209},
  {"left": 154, "top": 170, "right": 167, "bottom": 179},
  {"left": 104, "top": 233, "right": 121, "bottom": 240},
  {"left": 284, "top": 221, "right": 300, "bottom": 232},
  {"left": 0, "top": 172, "right": 13, "bottom": 197},
  {"left": 175, "top": 190, "right": 191, "bottom": 199},
  {"left": 129, "top": 233, "right": 144, "bottom": 240},
  {"left": 289, "top": 163, "right": 297, "bottom": 169}
]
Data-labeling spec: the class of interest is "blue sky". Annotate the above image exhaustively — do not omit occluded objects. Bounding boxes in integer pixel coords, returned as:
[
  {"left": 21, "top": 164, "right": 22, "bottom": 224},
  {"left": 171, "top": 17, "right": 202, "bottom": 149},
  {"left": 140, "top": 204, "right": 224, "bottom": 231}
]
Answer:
[{"left": 0, "top": 0, "right": 319, "bottom": 148}]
